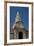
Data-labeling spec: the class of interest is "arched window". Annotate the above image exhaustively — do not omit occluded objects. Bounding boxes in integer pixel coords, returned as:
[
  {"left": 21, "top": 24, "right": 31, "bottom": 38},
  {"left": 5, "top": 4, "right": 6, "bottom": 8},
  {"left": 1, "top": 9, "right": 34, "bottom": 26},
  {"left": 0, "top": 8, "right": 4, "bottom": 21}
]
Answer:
[{"left": 19, "top": 32, "right": 23, "bottom": 39}]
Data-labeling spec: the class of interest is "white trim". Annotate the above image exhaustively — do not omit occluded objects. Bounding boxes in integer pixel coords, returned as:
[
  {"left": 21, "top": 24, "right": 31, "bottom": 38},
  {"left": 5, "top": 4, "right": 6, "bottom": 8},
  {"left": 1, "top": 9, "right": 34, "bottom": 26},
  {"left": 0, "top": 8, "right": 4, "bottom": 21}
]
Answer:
[{"left": 7, "top": 3, "right": 32, "bottom": 44}]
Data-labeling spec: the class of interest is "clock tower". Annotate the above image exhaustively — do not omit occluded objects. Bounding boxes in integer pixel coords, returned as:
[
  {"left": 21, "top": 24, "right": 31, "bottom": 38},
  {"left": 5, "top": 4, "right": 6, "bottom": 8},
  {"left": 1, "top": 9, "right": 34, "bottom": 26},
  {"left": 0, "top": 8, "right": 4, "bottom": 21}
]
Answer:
[{"left": 13, "top": 11, "right": 28, "bottom": 39}]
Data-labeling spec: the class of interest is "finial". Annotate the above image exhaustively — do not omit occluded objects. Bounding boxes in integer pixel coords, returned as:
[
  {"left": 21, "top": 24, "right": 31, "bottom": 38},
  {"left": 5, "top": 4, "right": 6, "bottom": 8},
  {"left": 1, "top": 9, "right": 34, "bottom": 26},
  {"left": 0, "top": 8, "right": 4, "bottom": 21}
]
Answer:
[{"left": 17, "top": 11, "right": 19, "bottom": 15}]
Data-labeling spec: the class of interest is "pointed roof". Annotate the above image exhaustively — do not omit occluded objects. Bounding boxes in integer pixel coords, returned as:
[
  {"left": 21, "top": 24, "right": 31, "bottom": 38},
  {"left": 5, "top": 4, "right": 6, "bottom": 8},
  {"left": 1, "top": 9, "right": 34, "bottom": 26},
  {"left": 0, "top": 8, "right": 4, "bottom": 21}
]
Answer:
[
  {"left": 16, "top": 11, "right": 21, "bottom": 22},
  {"left": 12, "top": 11, "right": 25, "bottom": 29}
]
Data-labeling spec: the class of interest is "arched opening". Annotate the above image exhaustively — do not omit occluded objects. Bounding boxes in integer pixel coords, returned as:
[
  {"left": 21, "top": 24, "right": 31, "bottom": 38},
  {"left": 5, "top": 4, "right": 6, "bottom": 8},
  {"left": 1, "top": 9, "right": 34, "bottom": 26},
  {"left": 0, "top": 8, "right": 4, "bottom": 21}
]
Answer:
[{"left": 19, "top": 32, "right": 23, "bottom": 39}]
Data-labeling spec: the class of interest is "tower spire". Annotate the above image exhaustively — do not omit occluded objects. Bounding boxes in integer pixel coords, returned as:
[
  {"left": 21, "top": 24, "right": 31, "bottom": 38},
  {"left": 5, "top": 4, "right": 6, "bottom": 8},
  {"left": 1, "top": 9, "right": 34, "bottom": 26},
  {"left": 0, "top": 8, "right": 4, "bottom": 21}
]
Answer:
[
  {"left": 17, "top": 11, "right": 19, "bottom": 16},
  {"left": 16, "top": 11, "right": 21, "bottom": 22}
]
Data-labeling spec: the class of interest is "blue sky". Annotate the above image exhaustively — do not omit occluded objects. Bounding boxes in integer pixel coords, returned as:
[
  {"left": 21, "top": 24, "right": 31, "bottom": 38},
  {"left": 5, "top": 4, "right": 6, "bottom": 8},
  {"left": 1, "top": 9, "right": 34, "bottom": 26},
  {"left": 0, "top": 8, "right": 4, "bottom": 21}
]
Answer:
[{"left": 10, "top": 6, "right": 29, "bottom": 31}]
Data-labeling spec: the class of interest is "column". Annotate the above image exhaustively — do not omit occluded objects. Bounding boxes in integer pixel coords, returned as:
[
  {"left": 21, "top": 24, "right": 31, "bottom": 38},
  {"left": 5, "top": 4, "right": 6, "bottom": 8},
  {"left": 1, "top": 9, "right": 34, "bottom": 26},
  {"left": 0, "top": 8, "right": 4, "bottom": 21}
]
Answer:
[
  {"left": 16, "top": 32, "right": 18, "bottom": 39},
  {"left": 14, "top": 31, "right": 16, "bottom": 39},
  {"left": 23, "top": 32, "right": 26, "bottom": 39}
]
